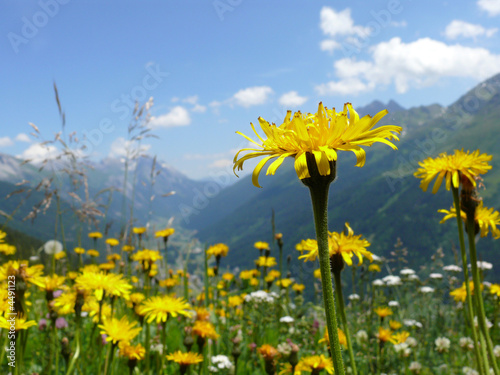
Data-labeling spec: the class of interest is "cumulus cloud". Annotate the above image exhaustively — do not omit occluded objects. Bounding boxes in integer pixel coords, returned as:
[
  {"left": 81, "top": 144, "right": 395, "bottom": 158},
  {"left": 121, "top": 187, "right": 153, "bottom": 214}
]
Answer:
[
  {"left": 445, "top": 20, "right": 498, "bottom": 39},
  {"left": 150, "top": 106, "right": 191, "bottom": 128},
  {"left": 316, "top": 37, "right": 500, "bottom": 95},
  {"left": 320, "top": 7, "right": 370, "bottom": 38},
  {"left": 320, "top": 39, "right": 341, "bottom": 53},
  {"left": 15, "top": 133, "right": 31, "bottom": 143},
  {"left": 192, "top": 104, "right": 207, "bottom": 113},
  {"left": 478, "top": 0, "right": 500, "bottom": 16},
  {"left": 17, "top": 143, "right": 59, "bottom": 164},
  {"left": 0, "top": 137, "right": 13, "bottom": 147},
  {"left": 279, "top": 91, "right": 308, "bottom": 107},
  {"left": 108, "top": 137, "right": 151, "bottom": 158},
  {"left": 233, "top": 86, "right": 273, "bottom": 107}
]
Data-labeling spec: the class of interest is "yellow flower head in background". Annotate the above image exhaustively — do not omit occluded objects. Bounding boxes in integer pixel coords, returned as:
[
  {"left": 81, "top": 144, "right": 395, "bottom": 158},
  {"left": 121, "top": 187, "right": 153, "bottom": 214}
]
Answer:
[
  {"left": 414, "top": 149, "right": 492, "bottom": 194},
  {"left": 166, "top": 351, "right": 203, "bottom": 366},
  {"left": 87, "top": 249, "right": 99, "bottom": 257},
  {"left": 206, "top": 243, "right": 229, "bottom": 259},
  {"left": 0, "top": 244, "right": 16, "bottom": 256},
  {"left": 155, "top": 228, "right": 175, "bottom": 239},
  {"left": 133, "top": 227, "right": 147, "bottom": 235},
  {"left": 390, "top": 331, "right": 410, "bottom": 345},
  {"left": 105, "top": 238, "right": 119, "bottom": 247},
  {"left": 299, "top": 355, "right": 334, "bottom": 374},
  {"left": 298, "top": 223, "right": 372, "bottom": 266},
  {"left": 254, "top": 241, "right": 270, "bottom": 250},
  {"left": 88, "top": 232, "right": 103, "bottom": 239},
  {"left": 234, "top": 102, "right": 402, "bottom": 187},
  {"left": 450, "top": 281, "right": 481, "bottom": 302},
  {"left": 490, "top": 284, "right": 500, "bottom": 297},
  {"left": 119, "top": 342, "right": 145, "bottom": 361},
  {"left": 389, "top": 320, "right": 402, "bottom": 330},
  {"left": 377, "top": 327, "right": 393, "bottom": 342},
  {"left": 0, "top": 314, "right": 37, "bottom": 332},
  {"left": 192, "top": 320, "right": 219, "bottom": 340},
  {"left": 255, "top": 256, "right": 277, "bottom": 268},
  {"left": 319, "top": 327, "right": 347, "bottom": 348},
  {"left": 74, "top": 247, "right": 85, "bottom": 255},
  {"left": 369, "top": 264, "right": 381, "bottom": 272},
  {"left": 374, "top": 307, "right": 393, "bottom": 318},
  {"left": 257, "top": 344, "right": 280, "bottom": 361},
  {"left": 54, "top": 251, "right": 66, "bottom": 260},
  {"left": 138, "top": 295, "right": 192, "bottom": 324},
  {"left": 438, "top": 201, "right": 500, "bottom": 239},
  {"left": 98, "top": 316, "right": 141, "bottom": 345}
]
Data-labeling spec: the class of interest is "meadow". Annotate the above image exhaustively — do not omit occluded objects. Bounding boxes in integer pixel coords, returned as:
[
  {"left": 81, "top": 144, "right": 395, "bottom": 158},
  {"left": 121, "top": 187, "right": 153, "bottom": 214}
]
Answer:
[{"left": 0, "top": 97, "right": 499, "bottom": 375}]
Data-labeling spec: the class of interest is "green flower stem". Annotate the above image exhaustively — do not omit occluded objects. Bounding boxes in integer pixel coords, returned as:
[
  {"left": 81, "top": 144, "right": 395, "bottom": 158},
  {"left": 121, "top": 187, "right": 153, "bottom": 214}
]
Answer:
[
  {"left": 451, "top": 187, "right": 486, "bottom": 375},
  {"left": 466, "top": 216, "right": 500, "bottom": 375},
  {"left": 308, "top": 182, "right": 346, "bottom": 375},
  {"left": 66, "top": 323, "right": 80, "bottom": 375},
  {"left": 333, "top": 270, "right": 358, "bottom": 375},
  {"left": 204, "top": 245, "right": 210, "bottom": 308}
]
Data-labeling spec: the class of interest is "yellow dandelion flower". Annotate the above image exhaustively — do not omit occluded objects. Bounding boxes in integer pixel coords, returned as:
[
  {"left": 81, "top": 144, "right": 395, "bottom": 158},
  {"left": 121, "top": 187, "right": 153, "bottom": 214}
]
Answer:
[
  {"left": 194, "top": 307, "right": 211, "bottom": 321},
  {"left": 374, "top": 307, "right": 393, "bottom": 318},
  {"left": 490, "top": 284, "right": 500, "bottom": 297},
  {"left": 37, "top": 274, "right": 66, "bottom": 292},
  {"left": 234, "top": 102, "right": 402, "bottom": 187},
  {"left": 98, "top": 315, "right": 141, "bottom": 345},
  {"left": 193, "top": 320, "right": 219, "bottom": 340},
  {"left": 87, "top": 249, "right": 99, "bottom": 257},
  {"left": 0, "top": 260, "right": 44, "bottom": 286},
  {"left": 138, "top": 295, "right": 192, "bottom": 324},
  {"left": 254, "top": 241, "right": 270, "bottom": 250},
  {"left": 155, "top": 227, "right": 175, "bottom": 239},
  {"left": 88, "top": 232, "right": 102, "bottom": 239},
  {"left": 74, "top": 247, "right": 85, "bottom": 255},
  {"left": 276, "top": 278, "right": 293, "bottom": 288},
  {"left": 99, "top": 262, "right": 115, "bottom": 271},
  {"left": 53, "top": 290, "right": 77, "bottom": 315},
  {"left": 54, "top": 251, "right": 66, "bottom": 260},
  {"left": 206, "top": 243, "right": 229, "bottom": 259},
  {"left": 228, "top": 295, "right": 243, "bottom": 308},
  {"left": 0, "top": 314, "right": 37, "bottom": 331},
  {"left": 0, "top": 244, "right": 16, "bottom": 256},
  {"left": 250, "top": 277, "right": 259, "bottom": 286},
  {"left": 132, "top": 227, "right": 147, "bottom": 235},
  {"left": 105, "top": 238, "right": 119, "bottom": 247},
  {"left": 313, "top": 268, "right": 321, "bottom": 279},
  {"left": 389, "top": 320, "right": 402, "bottom": 330},
  {"left": 299, "top": 355, "right": 334, "bottom": 374},
  {"left": 292, "top": 283, "right": 306, "bottom": 293},
  {"left": 377, "top": 327, "right": 393, "bottom": 342},
  {"left": 368, "top": 264, "right": 381, "bottom": 272},
  {"left": 75, "top": 270, "right": 131, "bottom": 301},
  {"left": 119, "top": 342, "right": 145, "bottom": 361},
  {"left": 166, "top": 351, "right": 203, "bottom": 366},
  {"left": 255, "top": 256, "right": 277, "bottom": 268},
  {"left": 390, "top": 331, "right": 410, "bottom": 345},
  {"left": 222, "top": 272, "right": 234, "bottom": 282},
  {"left": 67, "top": 271, "right": 78, "bottom": 280},
  {"left": 159, "top": 277, "right": 179, "bottom": 288},
  {"left": 438, "top": 201, "right": 500, "bottom": 239},
  {"left": 319, "top": 327, "right": 347, "bottom": 347},
  {"left": 450, "top": 281, "right": 481, "bottom": 303},
  {"left": 107, "top": 254, "right": 121, "bottom": 262},
  {"left": 414, "top": 149, "right": 492, "bottom": 194},
  {"left": 122, "top": 245, "right": 134, "bottom": 252}
]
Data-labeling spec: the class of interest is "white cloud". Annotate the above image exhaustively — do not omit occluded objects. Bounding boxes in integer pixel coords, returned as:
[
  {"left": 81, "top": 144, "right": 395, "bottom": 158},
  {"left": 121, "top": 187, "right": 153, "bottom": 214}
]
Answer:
[
  {"left": 233, "top": 86, "right": 273, "bottom": 107},
  {"left": 0, "top": 137, "right": 13, "bottom": 147},
  {"left": 15, "top": 133, "right": 31, "bottom": 143},
  {"left": 182, "top": 95, "right": 198, "bottom": 105},
  {"left": 150, "top": 106, "right": 191, "bottom": 128},
  {"left": 17, "top": 143, "right": 59, "bottom": 164},
  {"left": 320, "top": 7, "right": 370, "bottom": 38},
  {"left": 108, "top": 137, "right": 151, "bottom": 158},
  {"left": 391, "top": 21, "right": 407, "bottom": 27},
  {"left": 209, "top": 159, "right": 232, "bottom": 169},
  {"left": 279, "top": 91, "right": 308, "bottom": 107},
  {"left": 445, "top": 20, "right": 498, "bottom": 39},
  {"left": 478, "top": 0, "right": 500, "bottom": 16},
  {"left": 192, "top": 104, "right": 207, "bottom": 113},
  {"left": 316, "top": 37, "right": 500, "bottom": 95},
  {"left": 320, "top": 39, "right": 341, "bottom": 54}
]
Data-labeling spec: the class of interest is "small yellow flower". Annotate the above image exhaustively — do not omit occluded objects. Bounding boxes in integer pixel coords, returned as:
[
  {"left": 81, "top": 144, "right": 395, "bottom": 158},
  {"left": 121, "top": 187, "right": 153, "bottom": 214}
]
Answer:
[
  {"left": 0, "top": 314, "right": 37, "bottom": 331},
  {"left": 257, "top": 344, "right": 280, "bottom": 361},
  {"left": 377, "top": 327, "right": 393, "bottom": 342},
  {"left": 374, "top": 307, "right": 393, "bottom": 318},
  {"left": 54, "top": 251, "right": 66, "bottom": 260},
  {"left": 255, "top": 256, "right": 277, "bottom": 268},
  {"left": 438, "top": 201, "right": 500, "bottom": 239},
  {"left": 98, "top": 316, "right": 141, "bottom": 345},
  {"left": 119, "top": 342, "right": 145, "bottom": 361},
  {"left": 138, "top": 295, "right": 192, "bottom": 324},
  {"left": 122, "top": 245, "right": 135, "bottom": 252},
  {"left": 206, "top": 243, "right": 229, "bottom": 259},
  {"left": 450, "top": 281, "right": 481, "bottom": 302},
  {"left": 254, "top": 241, "right": 270, "bottom": 250},
  {"left": 133, "top": 227, "right": 147, "bottom": 235},
  {"left": 107, "top": 254, "right": 121, "bottom": 262},
  {"left": 292, "top": 283, "right": 306, "bottom": 293},
  {"left": 390, "top": 331, "right": 410, "bottom": 345},
  {"left": 88, "top": 232, "right": 103, "bottom": 239},
  {"left": 389, "top": 320, "right": 402, "bottom": 330},
  {"left": 314, "top": 269, "right": 321, "bottom": 279},
  {"left": 106, "top": 238, "right": 119, "bottom": 247},
  {"left": 155, "top": 228, "right": 175, "bottom": 239},
  {"left": 0, "top": 244, "right": 17, "bottom": 255},
  {"left": 166, "top": 351, "right": 203, "bottom": 366},
  {"left": 299, "top": 355, "right": 334, "bottom": 374},
  {"left": 87, "top": 249, "right": 99, "bottom": 257},
  {"left": 234, "top": 102, "right": 402, "bottom": 187},
  {"left": 368, "top": 264, "right": 381, "bottom": 272},
  {"left": 319, "top": 327, "right": 347, "bottom": 347},
  {"left": 414, "top": 149, "right": 492, "bottom": 194},
  {"left": 490, "top": 284, "right": 500, "bottom": 298},
  {"left": 192, "top": 320, "right": 219, "bottom": 340},
  {"left": 222, "top": 272, "right": 234, "bottom": 282},
  {"left": 276, "top": 278, "right": 293, "bottom": 288},
  {"left": 74, "top": 247, "right": 85, "bottom": 255}
]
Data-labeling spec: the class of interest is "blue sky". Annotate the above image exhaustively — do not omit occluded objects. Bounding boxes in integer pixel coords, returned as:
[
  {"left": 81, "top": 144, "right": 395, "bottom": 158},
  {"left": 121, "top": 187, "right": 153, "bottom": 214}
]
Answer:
[{"left": 1, "top": 0, "right": 500, "bottom": 181}]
